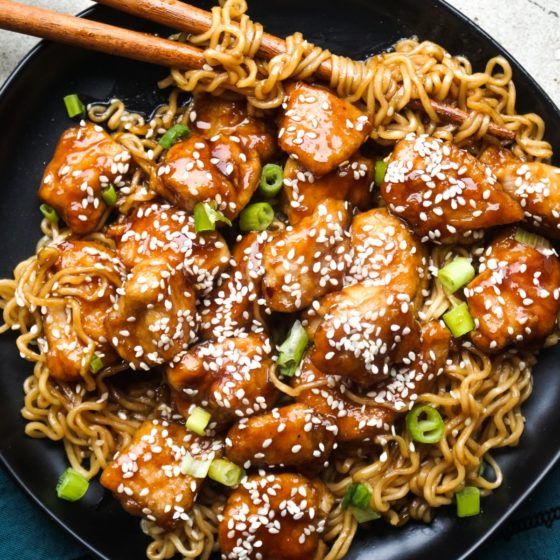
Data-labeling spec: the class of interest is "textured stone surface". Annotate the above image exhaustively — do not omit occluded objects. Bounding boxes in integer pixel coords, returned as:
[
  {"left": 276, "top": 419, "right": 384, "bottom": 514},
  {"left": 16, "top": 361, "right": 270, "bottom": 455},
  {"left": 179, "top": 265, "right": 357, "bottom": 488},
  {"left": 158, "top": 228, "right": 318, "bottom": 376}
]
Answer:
[{"left": 0, "top": 0, "right": 558, "bottom": 105}]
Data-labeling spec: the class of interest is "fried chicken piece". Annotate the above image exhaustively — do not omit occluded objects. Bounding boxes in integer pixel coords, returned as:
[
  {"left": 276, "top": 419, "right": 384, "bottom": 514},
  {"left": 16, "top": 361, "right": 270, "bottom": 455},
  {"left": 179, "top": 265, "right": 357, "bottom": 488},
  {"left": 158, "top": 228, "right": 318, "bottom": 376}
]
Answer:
[
  {"left": 278, "top": 82, "right": 373, "bottom": 177},
  {"left": 381, "top": 135, "right": 523, "bottom": 243},
  {"left": 281, "top": 156, "right": 374, "bottom": 225},
  {"left": 155, "top": 134, "right": 260, "bottom": 219},
  {"left": 166, "top": 333, "right": 278, "bottom": 425},
  {"left": 225, "top": 404, "right": 336, "bottom": 469},
  {"left": 262, "top": 199, "right": 351, "bottom": 313},
  {"left": 100, "top": 419, "right": 222, "bottom": 529},
  {"left": 39, "top": 240, "right": 123, "bottom": 382},
  {"left": 39, "top": 123, "right": 130, "bottom": 234},
  {"left": 466, "top": 228, "right": 560, "bottom": 352},
  {"left": 106, "top": 202, "right": 230, "bottom": 294},
  {"left": 200, "top": 231, "right": 269, "bottom": 341},
  {"left": 220, "top": 473, "right": 332, "bottom": 560},
  {"left": 481, "top": 146, "right": 560, "bottom": 240},
  {"left": 106, "top": 257, "right": 197, "bottom": 370}
]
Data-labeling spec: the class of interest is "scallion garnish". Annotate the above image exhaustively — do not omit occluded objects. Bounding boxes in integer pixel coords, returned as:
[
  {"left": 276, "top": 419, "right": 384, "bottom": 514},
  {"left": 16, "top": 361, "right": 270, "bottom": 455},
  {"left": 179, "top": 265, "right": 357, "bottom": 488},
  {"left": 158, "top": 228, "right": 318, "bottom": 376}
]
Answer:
[
  {"left": 514, "top": 228, "right": 551, "bottom": 249},
  {"left": 159, "top": 124, "right": 191, "bottom": 149},
  {"left": 238, "top": 202, "right": 275, "bottom": 232},
  {"left": 406, "top": 404, "right": 445, "bottom": 444},
  {"left": 443, "top": 302, "right": 475, "bottom": 338},
  {"left": 342, "top": 482, "right": 372, "bottom": 510},
  {"left": 438, "top": 257, "right": 475, "bottom": 293},
  {"left": 349, "top": 506, "right": 381, "bottom": 523},
  {"left": 181, "top": 453, "right": 213, "bottom": 478},
  {"left": 277, "top": 321, "right": 309, "bottom": 377},
  {"left": 193, "top": 202, "right": 232, "bottom": 233},
  {"left": 101, "top": 184, "right": 117, "bottom": 207},
  {"left": 40, "top": 203, "right": 59, "bottom": 224},
  {"left": 63, "top": 94, "right": 85, "bottom": 119},
  {"left": 375, "top": 160, "right": 388, "bottom": 186},
  {"left": 89, "top": 353, "right": 104, "bottom": 374},
  {"left": 186, "top": 406, "right": 211, "bottom": 436},
  {"left": 56, "top": 468, "right": 89, "bottom": 501},
  {"left": 208, "top": 458, "right": 245, "bottom": 487},
  {"left": 456, "top": 486, "right": 481, "bottom": 518},
  {"left": 259, "top": 163, "right": 284, "bottom": 197}
]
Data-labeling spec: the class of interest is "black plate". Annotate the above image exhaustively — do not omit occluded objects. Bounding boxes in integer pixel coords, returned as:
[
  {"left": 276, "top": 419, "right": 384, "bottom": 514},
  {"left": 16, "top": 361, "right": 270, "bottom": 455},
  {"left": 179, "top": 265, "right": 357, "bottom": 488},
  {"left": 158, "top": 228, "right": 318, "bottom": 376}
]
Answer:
[{"left": 0, "top": 1, "right": 559, "bottom": 559}]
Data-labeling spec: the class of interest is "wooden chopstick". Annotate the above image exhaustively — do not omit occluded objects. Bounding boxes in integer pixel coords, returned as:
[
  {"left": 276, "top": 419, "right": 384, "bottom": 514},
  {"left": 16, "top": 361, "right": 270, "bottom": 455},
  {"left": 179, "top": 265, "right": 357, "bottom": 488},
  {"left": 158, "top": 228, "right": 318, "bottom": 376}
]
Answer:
[
  {"left": 0, "top": 0, "right": 516, "bottom": 141},
  {"left": 0, "top": 0, "right": 205, "bottom": 70},
  {"left": 93, "top": 0, "right": 516, "bottom": 141}
]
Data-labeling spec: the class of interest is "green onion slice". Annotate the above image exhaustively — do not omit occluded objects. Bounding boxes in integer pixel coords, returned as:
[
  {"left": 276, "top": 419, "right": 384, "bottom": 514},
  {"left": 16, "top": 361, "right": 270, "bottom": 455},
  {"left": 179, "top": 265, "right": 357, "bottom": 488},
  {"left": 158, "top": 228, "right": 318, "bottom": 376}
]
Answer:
[
  {"left": 63, "top": 94, "right": 85, "bottom": 119},
  {"left": 238, "top": 202, "right": 274, "bottom": 232},
  {"left": 159, "top": 124, "right": 191, "bottom": 149},
  {"left": 89, "top": 353, "right": 104, "bottom": 374},
  {"left": 181, "top": 453, "right": 214, "bottom": 478},
  {"left": 349, "top": 505, "right": 380, "bottom": 523},
  {"left": 443, "top": 302, "right": 475, "bottom": 338},
  {"left": 514, "top": 228, "right": 551, "bottom": 250},
  {"left": 56, "top": 468, "right": 89, "bottom": 501},
  {"left": 277, "top": 321, "right": 309, "bottom": 377},
  {"left": 208, "top": 458, "right": 245, "bottom": 487},
  {"left": 438, "top": 257, "right": 476, "bottom": 293},
  {"left": 375, "top": 160, "right": 388, "bottom": 186},
  {"left": 406, "top": 405, "right": 445, "bottom": 444},
  {"left": 193, "top": 202, "right": 232, "bottom": 233},
  {"left": 40, "top": 204, "right": 59, "bottom": 224},
  {"left": 456, "top": 486, "right": 481, "bottom": 518},
  {"left": 342, "top": 482, "right": 373, "bottom": 510},
  {"left": 186, "top": 406, "right": 211, "bottom": 436},
  {"left": 259, "top": 163, "right": 284, "bottom": 197},
  {"left": 101, "top": 184, "right": 117, "bottom": 207}
]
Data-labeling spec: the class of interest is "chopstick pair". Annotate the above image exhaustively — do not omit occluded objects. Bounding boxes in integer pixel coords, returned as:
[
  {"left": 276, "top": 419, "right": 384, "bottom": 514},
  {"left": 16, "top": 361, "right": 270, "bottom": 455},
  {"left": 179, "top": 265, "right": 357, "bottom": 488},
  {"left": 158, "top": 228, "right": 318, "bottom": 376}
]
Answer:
[{"left": 0, "top": 0, "right": 515, "bottom": 140}]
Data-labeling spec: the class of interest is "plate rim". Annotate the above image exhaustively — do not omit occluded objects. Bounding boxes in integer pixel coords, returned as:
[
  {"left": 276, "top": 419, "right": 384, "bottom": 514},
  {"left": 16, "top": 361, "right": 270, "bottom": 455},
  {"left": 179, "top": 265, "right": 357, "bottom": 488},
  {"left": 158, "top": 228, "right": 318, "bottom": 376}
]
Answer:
[{"left": 0, "top": 2, "right": 559, "bottom": 560}]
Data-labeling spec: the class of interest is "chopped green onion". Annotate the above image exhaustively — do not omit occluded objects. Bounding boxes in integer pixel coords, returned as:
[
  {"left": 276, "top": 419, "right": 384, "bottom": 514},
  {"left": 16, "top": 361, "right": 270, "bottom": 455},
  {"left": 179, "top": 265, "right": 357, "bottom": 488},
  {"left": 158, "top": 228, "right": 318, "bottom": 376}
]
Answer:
[
  {"left": 342, "top": 482, "right": 372, "bottom": 510},
  {"left": 193, "top": 202, "right": 232, "bottom": 233},
  {"left": 101, "top": 184, "right": 117, "bottom": 206},
  {"left": 40, "top": 203, "right": 59, "bottom": 224},
  {"left": 277, "top": 321, "right": 309, "bottom": 377},
  {"left": 56, "top": 468, "right": 89, "bottom": 501},
  {"left": 186, "top": 406, "right": 211, "bottom": 436},
  {"left": 181, "top": 453, "right": 213, "bottom": 478},
  {"left": 89, "top": 353, "right": 104, "bottom": 374},
  {"left": 456, "top": 486, "right": 481, "bottom": 518},
  {"left": 349, "top": 505, "right": 380, "bottom": 523},
  {"left": 406, "top": 405, "right": 445, "bottom": 444},
  {"left": 239, "top": 202, "right": 275, "bottom": 232},
  {"left": 159, "top": 124, "right": 191, "bottom": 149},
  {"left": 443, "top": 302, "right": 475, "bottom": 338},
  {"left": 63, "top": 94, "right": 85, "bottom": 119},
  {"left": 514, "top": 228, "right": 551, "bottom": 249},
  {"left": 375, "top": 160, "right": 388, "bottom": 186},
  {"left": 208, "top": 458, "right": 245, "bottom": 487},
  {"left": 259, "top": 163, "right": 284, "bottom": 197},
  {"left": 438, "top": 257, "right": 476, "bottom": 293}
]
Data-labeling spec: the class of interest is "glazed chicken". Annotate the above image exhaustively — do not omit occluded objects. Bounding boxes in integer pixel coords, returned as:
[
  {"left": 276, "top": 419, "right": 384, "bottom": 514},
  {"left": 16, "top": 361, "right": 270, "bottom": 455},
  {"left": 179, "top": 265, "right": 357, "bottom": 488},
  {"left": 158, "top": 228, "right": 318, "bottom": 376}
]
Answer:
[
  {"left": 107, "top": 202, "right": 230, "bottom": 293},
  {"left": 39, "top": 123, "right": 131, "bottom": 234},
  {"left": 480, "top": 146, "right": 560, "bottom": 239},
  {"left": 262, "top": 199, "right": 352, "bottom": 312},
  {"left": 225, "top": 403, "right": 336, "bottom": 469},
  {"left": 381, "top": 135, "right": 524, "bottom": 243},
  {"left": 105, "top": 257, "right": 198, "bottom": 370},
  {"left": 279, "top": 82, "right": 373, "bottom": 176},
  {"left": 219, "top": 473, "right": 332, "bottom": 560},
  {"left": 166, "top": 333, "right": 278, "bottom": 425},
  {"left": 200, "top": 231, "right": 269, "bottom": 341},
  {"left": 39, "top": 239, "right": 123, "bottom": 382},
  {"left": 466, "top": 228, "right": 560, "bottom": 352},
  {"left": 101, "top": 419, "right": 222, "bottom": 528},
  {"left": 281, "top": 156, "right": 374, "bottom": 225}
]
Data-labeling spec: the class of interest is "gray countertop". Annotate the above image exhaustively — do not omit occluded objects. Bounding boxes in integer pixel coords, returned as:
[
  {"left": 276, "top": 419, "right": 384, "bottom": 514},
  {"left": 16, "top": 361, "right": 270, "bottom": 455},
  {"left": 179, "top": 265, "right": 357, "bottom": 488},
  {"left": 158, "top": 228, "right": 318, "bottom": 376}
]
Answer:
[{"left": 0, "top": 0, "right": 559, "bottom": 105}]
